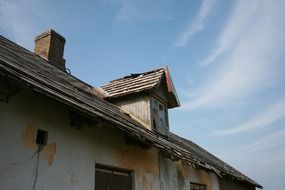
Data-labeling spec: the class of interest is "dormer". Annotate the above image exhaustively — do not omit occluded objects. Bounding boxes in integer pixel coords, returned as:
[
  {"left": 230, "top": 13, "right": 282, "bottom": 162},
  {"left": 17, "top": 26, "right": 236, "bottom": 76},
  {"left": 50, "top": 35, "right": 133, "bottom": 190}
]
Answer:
[{"left": 98, "top": 67, "right": 180, "bottom": 135}]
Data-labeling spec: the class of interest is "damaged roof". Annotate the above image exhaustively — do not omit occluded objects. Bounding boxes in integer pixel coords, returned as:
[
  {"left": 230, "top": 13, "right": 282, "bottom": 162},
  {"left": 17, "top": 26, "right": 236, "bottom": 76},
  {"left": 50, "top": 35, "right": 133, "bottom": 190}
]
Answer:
[
  {"left": 100, "top": 67, "right": 180, "bottom": 108},
  {"left": 0, "top": 35, "right": 261, "bottom": 189},
  {"left": 167, "top": 133, "right": 259, "bottom": 187}
]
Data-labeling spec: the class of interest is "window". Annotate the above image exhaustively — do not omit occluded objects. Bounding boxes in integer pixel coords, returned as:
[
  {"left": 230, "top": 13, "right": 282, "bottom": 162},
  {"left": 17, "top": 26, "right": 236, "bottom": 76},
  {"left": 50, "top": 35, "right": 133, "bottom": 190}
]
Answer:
[
  {"left": 190, "top": 182, "right": 207, "bottom": 190},
  {"left": 151, "top": 97, "right": 168, "bottom": 134},
  {"left": 95, "top": 164, "right": 132, "bottom": 190}
]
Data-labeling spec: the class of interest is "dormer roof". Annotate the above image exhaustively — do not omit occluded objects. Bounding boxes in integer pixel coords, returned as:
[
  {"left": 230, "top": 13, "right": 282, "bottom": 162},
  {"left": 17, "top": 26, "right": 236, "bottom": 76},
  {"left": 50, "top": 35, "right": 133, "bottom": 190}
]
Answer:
[{"left": 100, "top": 67, "right": 180, "bottom": 108}]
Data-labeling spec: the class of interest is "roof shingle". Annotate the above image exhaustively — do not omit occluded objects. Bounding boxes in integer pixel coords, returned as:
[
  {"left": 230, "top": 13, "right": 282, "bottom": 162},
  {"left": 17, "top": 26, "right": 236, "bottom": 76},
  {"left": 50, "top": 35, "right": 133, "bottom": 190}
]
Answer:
[
  {"left": 101, "top": 68, "right": 164, "bottom": 97},
  {"left": 101, "top": 67, "right": 180, "bottom": 108}
]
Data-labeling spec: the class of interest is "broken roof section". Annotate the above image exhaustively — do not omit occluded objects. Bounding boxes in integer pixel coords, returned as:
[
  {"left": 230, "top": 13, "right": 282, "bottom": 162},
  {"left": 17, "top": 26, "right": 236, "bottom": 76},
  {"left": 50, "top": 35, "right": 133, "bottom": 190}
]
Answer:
[
  {"left": 100, "top": 67, "right": 180, "bottom": 109},
  {"left": 0, "top": 35, "right": 262, "bottom": 189}
]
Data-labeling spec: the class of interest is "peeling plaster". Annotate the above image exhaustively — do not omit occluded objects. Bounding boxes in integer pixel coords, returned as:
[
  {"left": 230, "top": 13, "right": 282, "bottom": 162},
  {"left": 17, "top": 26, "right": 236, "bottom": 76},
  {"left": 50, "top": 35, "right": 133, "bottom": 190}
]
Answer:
[
  {"left": 115, "top": 145, "right": 159, "bottom": 188},
  {"left": 195, "top": 169, "right": 213, "bottom": 190},
  {"left": 22, "top": 123, "right": 38, "bottom": 150},
  {"left": 42, "top": 143, "right": 56, "bottom": 167}
]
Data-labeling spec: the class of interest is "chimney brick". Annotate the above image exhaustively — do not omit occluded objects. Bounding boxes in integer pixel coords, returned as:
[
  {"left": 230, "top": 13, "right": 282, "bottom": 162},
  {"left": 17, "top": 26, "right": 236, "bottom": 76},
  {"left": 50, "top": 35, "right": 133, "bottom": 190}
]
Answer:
[{"left": 34, "top": 29, "right": 66, "bottom": 71}]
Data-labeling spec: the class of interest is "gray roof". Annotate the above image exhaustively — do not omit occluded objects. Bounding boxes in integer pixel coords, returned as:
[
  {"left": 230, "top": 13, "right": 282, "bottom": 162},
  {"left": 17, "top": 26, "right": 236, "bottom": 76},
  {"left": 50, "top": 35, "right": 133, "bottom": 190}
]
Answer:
[
  {"left": 168, "top": 133, "right": 260, "bottom": 187},
  {"left": 102, "top": 68, "right": 164, "bottom": 97},
  {"left": 0, "top": 35, "right": 261, "bottom": 188},
  {"left": 101, "top": 67, "right": 180, "bottom": 108}
]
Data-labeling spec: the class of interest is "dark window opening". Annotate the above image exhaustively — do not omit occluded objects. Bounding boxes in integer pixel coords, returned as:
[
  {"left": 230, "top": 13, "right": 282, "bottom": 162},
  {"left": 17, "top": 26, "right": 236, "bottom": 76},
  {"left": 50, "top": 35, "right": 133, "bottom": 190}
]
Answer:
[
  {"left": 153, "top": 118, "right": 157, "bottom": 130},
  {"left": 190, "top": 182, "right": 207, "bottom": 190},
  {"left": 95, "top": 164, "right": 132, "bottom": 190}
]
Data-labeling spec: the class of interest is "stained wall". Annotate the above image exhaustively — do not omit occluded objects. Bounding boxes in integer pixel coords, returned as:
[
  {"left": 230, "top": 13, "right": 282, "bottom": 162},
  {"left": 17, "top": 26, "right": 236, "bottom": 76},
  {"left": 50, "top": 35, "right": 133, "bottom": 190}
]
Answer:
[
  {"left": 0, "top": 84, "right": 160, "bottom": 190},
  {"left": 0, "top": 81, "right": 222, "bottom": 190},
  {"left": 160, "top": 157, "right": 220, "bottom": 190}
]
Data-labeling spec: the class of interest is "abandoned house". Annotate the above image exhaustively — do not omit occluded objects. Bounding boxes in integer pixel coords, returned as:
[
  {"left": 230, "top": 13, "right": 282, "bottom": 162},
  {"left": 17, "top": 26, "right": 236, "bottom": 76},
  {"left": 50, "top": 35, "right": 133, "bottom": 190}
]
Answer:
[{"left": 0, "top": 29, "right": 262, "bottom": 190}]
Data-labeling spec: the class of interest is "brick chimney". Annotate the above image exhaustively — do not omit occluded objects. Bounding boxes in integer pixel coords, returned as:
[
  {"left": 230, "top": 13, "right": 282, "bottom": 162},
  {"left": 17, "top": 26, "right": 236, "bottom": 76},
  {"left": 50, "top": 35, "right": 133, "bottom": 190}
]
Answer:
[{"left": 34, "top": 29, "right": 66, "bottom": 71}]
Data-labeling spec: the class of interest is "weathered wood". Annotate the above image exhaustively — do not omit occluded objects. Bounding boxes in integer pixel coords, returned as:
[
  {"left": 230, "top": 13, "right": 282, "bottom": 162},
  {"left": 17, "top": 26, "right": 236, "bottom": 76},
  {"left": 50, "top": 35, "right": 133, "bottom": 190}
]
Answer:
[
  {"left": 114, "top": 94, "right": 152, "bottom": 128},
  {"left": 103, "top": 70, "right": 162, "bottom": 90},
  {"left": 101, "top": 67, "right": 179, "bottom": 108}
]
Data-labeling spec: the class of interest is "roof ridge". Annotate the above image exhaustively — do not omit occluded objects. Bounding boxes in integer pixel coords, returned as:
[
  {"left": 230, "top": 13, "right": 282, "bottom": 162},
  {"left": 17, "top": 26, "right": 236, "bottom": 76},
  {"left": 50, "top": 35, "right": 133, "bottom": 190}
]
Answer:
[{"left": 108, "top": 67, "right": 166, "bottom": 83}]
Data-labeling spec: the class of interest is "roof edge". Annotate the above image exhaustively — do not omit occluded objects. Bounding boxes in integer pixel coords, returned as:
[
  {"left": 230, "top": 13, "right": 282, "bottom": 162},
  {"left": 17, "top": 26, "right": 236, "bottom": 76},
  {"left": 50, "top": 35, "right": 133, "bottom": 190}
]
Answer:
[{"left": 163, "top": 66, "right": 180, "bottom": 108}]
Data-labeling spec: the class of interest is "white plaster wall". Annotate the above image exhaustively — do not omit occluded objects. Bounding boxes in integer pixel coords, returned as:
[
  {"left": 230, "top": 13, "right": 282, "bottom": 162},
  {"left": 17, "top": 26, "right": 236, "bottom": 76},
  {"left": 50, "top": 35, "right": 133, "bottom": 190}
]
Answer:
[
  {"left": 160, "top": 156, "right": 220, "bottom": 190},
  {"left": 0, "top": 88, "right": 160, "bottom": 190},
  {"left": 0, "top": 90, "right": 96, "bottom": 190},
  {"left": 160, "top": 156, "right": 178, "bottom": 190}
]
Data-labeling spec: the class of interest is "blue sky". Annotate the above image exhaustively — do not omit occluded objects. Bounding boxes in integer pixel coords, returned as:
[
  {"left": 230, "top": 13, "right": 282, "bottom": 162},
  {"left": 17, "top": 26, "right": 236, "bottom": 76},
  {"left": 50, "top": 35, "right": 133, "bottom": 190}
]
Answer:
[{"left": 1, "top": 0, "right": 285, "bottom": 189}]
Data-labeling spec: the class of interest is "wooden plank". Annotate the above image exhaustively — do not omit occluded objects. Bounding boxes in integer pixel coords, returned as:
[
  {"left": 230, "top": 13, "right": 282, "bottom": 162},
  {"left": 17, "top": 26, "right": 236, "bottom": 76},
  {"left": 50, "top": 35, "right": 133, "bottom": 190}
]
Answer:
[{"left": 102, "top": 72, "right": 162, "bottom": 90}]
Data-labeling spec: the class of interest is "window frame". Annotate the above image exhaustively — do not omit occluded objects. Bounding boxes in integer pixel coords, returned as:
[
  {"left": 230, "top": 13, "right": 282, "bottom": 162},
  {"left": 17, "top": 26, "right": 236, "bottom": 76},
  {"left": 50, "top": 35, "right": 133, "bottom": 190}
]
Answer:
[
  {"left": 190, "top": 182, "right": 207, "bottom": 190},
  {"left": 151, "top": 97, "right": 169, "bottom": 132},
  {"left": 95, "top": 164, "right": 133, "bottom": 190}
]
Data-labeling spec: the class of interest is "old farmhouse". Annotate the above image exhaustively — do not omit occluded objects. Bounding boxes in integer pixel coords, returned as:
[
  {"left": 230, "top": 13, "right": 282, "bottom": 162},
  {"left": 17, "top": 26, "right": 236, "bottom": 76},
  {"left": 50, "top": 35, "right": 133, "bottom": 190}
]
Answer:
[{"left": 0, "top": 30, "right": 262, "bottom": 190}]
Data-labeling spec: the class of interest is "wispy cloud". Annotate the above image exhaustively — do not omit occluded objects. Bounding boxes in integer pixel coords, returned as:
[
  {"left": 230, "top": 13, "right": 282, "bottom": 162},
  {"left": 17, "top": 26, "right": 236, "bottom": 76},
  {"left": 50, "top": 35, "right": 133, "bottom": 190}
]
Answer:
[
  {"left": 218, "top": 129, "right": 285, "bottom": 164},
  {"left": 244, "top": 129, "right": 285, "bottom": 152},
  {"left": 200, "top": 0, "right": 261, "bottom": 66},
  {"left": 182, "top": 0, "right": 285, "bottom": 110},
  {"left": 174, "top": 0, "right": 216, "bottom": 47},
  {"left": 0, "top": 0, "right": 40, "bottom": 48},
  {"left": 212, "top": 97, "right": 285, "bottom": 136},
  {"left": 215, "top": 136, "right": 285, "bottom": 189},
  {"left": 115, "top": 0, "right": 137, "bottom": 22},
  {"left": 217, "top": 130, "right": 285, "bottom": 190},
  {"left": 104, "top": 0, "right": 173, "bottom": 23}
]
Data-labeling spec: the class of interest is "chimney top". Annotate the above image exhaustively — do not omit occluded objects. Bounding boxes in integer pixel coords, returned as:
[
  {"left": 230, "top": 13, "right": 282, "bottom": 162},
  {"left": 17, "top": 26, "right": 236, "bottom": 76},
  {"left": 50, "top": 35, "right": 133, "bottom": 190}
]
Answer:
[
  {"left": 35, "top": 29, "right": 66, "bottom": 43},
  {"left": 34, "top": 29, "right": 66, "bottom": 71}
]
